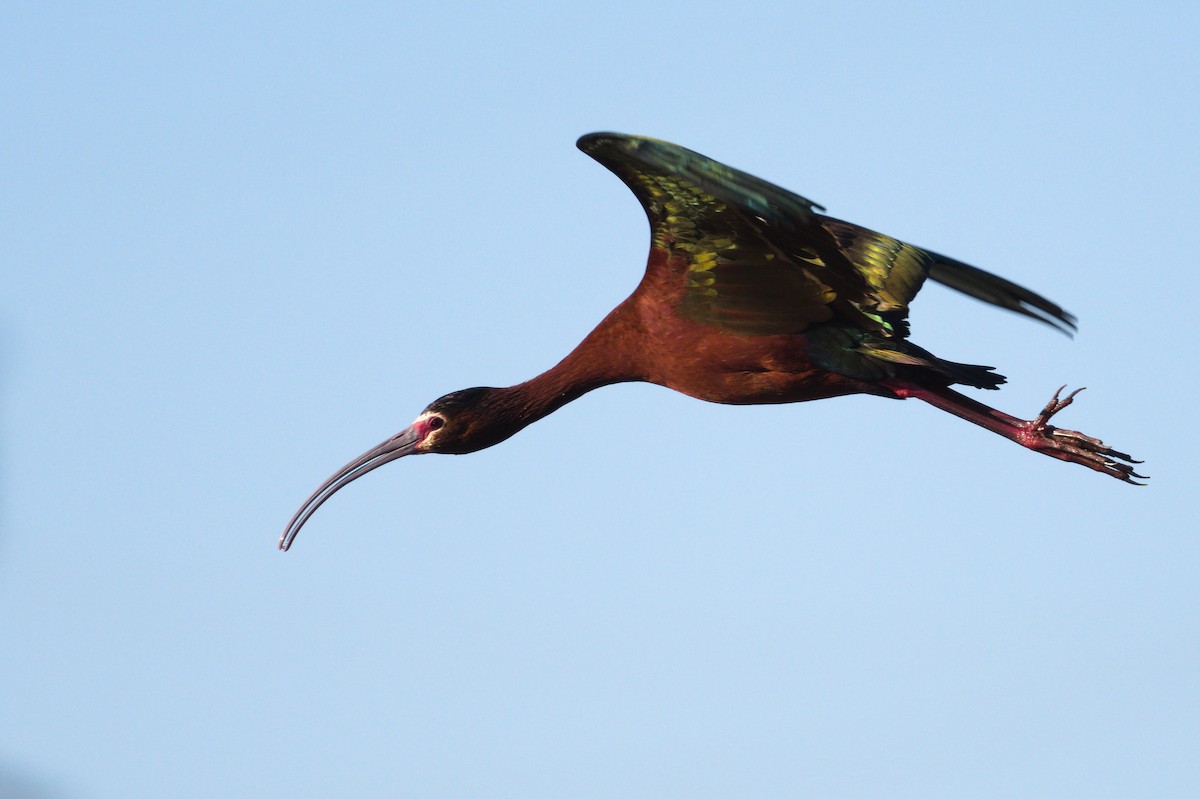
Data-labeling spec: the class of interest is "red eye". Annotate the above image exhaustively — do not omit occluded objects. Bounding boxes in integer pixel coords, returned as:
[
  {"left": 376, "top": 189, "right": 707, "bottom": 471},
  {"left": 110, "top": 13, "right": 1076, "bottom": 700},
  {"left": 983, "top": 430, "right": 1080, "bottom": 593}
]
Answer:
[{"left": 426, "top": 416, "right": 444, "bottom": 431}]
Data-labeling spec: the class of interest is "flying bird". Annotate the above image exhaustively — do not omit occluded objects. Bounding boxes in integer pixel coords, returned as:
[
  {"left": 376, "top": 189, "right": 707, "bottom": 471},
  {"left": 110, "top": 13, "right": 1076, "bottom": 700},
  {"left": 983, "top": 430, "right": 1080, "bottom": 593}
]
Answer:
[{"left": 280, "top": 133, "right": 1144, "bottom": 550}]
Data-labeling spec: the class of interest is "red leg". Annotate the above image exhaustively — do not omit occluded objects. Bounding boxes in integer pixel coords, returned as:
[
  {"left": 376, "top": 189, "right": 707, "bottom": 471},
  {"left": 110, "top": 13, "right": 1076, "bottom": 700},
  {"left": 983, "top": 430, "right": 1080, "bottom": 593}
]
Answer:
[{"left": 885, "top": 383, "right": 1146, "bottom": 483}]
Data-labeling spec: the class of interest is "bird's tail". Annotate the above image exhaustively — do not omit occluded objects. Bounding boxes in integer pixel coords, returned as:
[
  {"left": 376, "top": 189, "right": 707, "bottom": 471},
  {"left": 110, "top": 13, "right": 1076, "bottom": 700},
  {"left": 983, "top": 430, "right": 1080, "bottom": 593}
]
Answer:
[
  {"left": 926, "top": 253, "right": 1077, "bottom": 335},
  {"left": 806, "top": 326, "right": 1006, "bottom": 390},
  {"left": 859, "top": 339, "right": 1006, "bottom": 390}
]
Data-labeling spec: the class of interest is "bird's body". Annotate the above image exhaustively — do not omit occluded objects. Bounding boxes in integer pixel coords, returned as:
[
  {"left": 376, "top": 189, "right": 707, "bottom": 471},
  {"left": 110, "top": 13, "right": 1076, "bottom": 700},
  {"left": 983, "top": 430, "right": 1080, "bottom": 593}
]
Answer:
[
  {"left": 508, "top": 247, "right": 888, "bottom": 411},
  {"left": 280, "top": 133, "right": 1143, "bottom": 550}
]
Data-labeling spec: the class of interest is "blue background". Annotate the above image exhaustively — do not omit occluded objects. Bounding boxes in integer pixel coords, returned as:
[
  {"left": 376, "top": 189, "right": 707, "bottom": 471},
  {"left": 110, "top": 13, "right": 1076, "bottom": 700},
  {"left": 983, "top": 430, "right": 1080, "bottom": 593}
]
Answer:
[{"left": 2, "top": 2, "right": 1195, "bottom": 797}]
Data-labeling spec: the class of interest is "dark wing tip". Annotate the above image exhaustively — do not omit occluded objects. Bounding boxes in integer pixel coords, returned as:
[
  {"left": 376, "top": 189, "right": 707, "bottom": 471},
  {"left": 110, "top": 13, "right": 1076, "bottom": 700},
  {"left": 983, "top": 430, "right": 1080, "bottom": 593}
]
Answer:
[
  {"left": 578, "top": 132, "right": 826, "bottom": 223},
  {"left": 577, "top": 131, "right": 639, "bottom": 157},
  {"left": 926, "top": 255, "right": 1079, "bottom": 337},
  {"left": 576, "top": 131, "right": 615, "bottom": 150}
]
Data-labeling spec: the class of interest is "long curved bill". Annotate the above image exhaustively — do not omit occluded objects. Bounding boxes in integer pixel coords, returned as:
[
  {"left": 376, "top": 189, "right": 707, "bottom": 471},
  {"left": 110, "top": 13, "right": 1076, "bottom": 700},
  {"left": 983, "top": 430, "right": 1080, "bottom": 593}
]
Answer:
[{"left": 278, "top": 426, "right": 421, "bottom": 551}]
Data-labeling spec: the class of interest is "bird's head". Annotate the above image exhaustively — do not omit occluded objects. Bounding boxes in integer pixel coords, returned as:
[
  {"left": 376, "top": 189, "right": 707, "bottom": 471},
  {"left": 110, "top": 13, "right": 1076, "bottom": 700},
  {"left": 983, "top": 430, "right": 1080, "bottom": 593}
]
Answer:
[{"left": 279, "top": 386, "right": 514, "bottom": 551}]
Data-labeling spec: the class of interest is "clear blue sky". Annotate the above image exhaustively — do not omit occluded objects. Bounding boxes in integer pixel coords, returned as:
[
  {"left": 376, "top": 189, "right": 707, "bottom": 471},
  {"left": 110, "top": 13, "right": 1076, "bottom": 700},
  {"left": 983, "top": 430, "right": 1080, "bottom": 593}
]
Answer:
[{"left": 2, "top": 2, "right": 1196, "bottom": 797}]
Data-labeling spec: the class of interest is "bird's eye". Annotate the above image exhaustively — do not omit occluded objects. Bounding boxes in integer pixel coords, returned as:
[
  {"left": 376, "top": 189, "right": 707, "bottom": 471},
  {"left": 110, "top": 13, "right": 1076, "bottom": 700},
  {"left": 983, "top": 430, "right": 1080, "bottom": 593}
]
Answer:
[{"left": 426, "top": 416, "right": 444, "bottom": 431}]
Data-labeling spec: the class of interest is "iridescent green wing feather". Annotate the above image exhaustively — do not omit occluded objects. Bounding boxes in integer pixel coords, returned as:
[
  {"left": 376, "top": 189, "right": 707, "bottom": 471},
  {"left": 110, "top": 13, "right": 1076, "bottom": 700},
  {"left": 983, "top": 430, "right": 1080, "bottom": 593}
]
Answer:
[
  {"left": 578, "top": 133, "right": 890, "bottom": 336},
  {"left": 819, "top": 215, "right": 1077, "bottom": 335},
  {"left": 816, "top": 216, "right": 938, "bottom": 337}
]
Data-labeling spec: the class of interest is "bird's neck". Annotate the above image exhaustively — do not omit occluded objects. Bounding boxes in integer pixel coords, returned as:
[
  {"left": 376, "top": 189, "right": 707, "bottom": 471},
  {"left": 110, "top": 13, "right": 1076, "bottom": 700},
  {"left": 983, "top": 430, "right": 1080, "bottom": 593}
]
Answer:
[{"left": 498, "top": 301, "right": 644, "bottom": 430}]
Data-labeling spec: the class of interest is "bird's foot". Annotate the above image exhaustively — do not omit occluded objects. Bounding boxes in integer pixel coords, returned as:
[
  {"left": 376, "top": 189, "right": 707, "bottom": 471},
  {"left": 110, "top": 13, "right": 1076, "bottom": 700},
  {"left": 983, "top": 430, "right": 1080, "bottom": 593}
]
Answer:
[{"left": 1022, "top": 386, "right": 1147, "bottom": 484}]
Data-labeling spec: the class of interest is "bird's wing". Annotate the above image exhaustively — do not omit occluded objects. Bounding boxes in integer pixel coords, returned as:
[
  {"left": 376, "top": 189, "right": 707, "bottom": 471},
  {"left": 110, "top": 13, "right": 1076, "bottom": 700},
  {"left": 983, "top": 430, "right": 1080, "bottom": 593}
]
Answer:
[
  {"left": 578, "top": 133, "right": 897, "bottom": 337},
  {"left": 923, "top": 251, "right": 1077, "bottom": 334},
  {"left": 816, "top": 216, "right": 940, "bottom": 337},
  {"left": 820, "top": 215, "right": 1077, "bottom": 335}
]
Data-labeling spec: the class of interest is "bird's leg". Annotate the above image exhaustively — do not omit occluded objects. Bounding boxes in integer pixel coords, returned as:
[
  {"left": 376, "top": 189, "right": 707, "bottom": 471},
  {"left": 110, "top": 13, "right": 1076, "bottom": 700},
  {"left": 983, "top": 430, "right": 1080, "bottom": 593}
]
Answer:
[{"left": 885, "top": 383, "right": 1147, "bottom": 483}]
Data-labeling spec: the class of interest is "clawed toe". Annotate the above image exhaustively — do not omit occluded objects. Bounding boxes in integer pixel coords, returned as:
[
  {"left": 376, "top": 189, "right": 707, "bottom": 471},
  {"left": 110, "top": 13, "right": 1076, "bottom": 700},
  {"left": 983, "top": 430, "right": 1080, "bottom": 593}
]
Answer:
[
  {"left": 1033, "top": 387, "right": 1147, "bottom": 484},
  {"left": 896, "top": 383, "right": 1145, "bottom": 484},
  {"left": 1034, "top": 385, "right": 1085, "bottom": 428}
]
